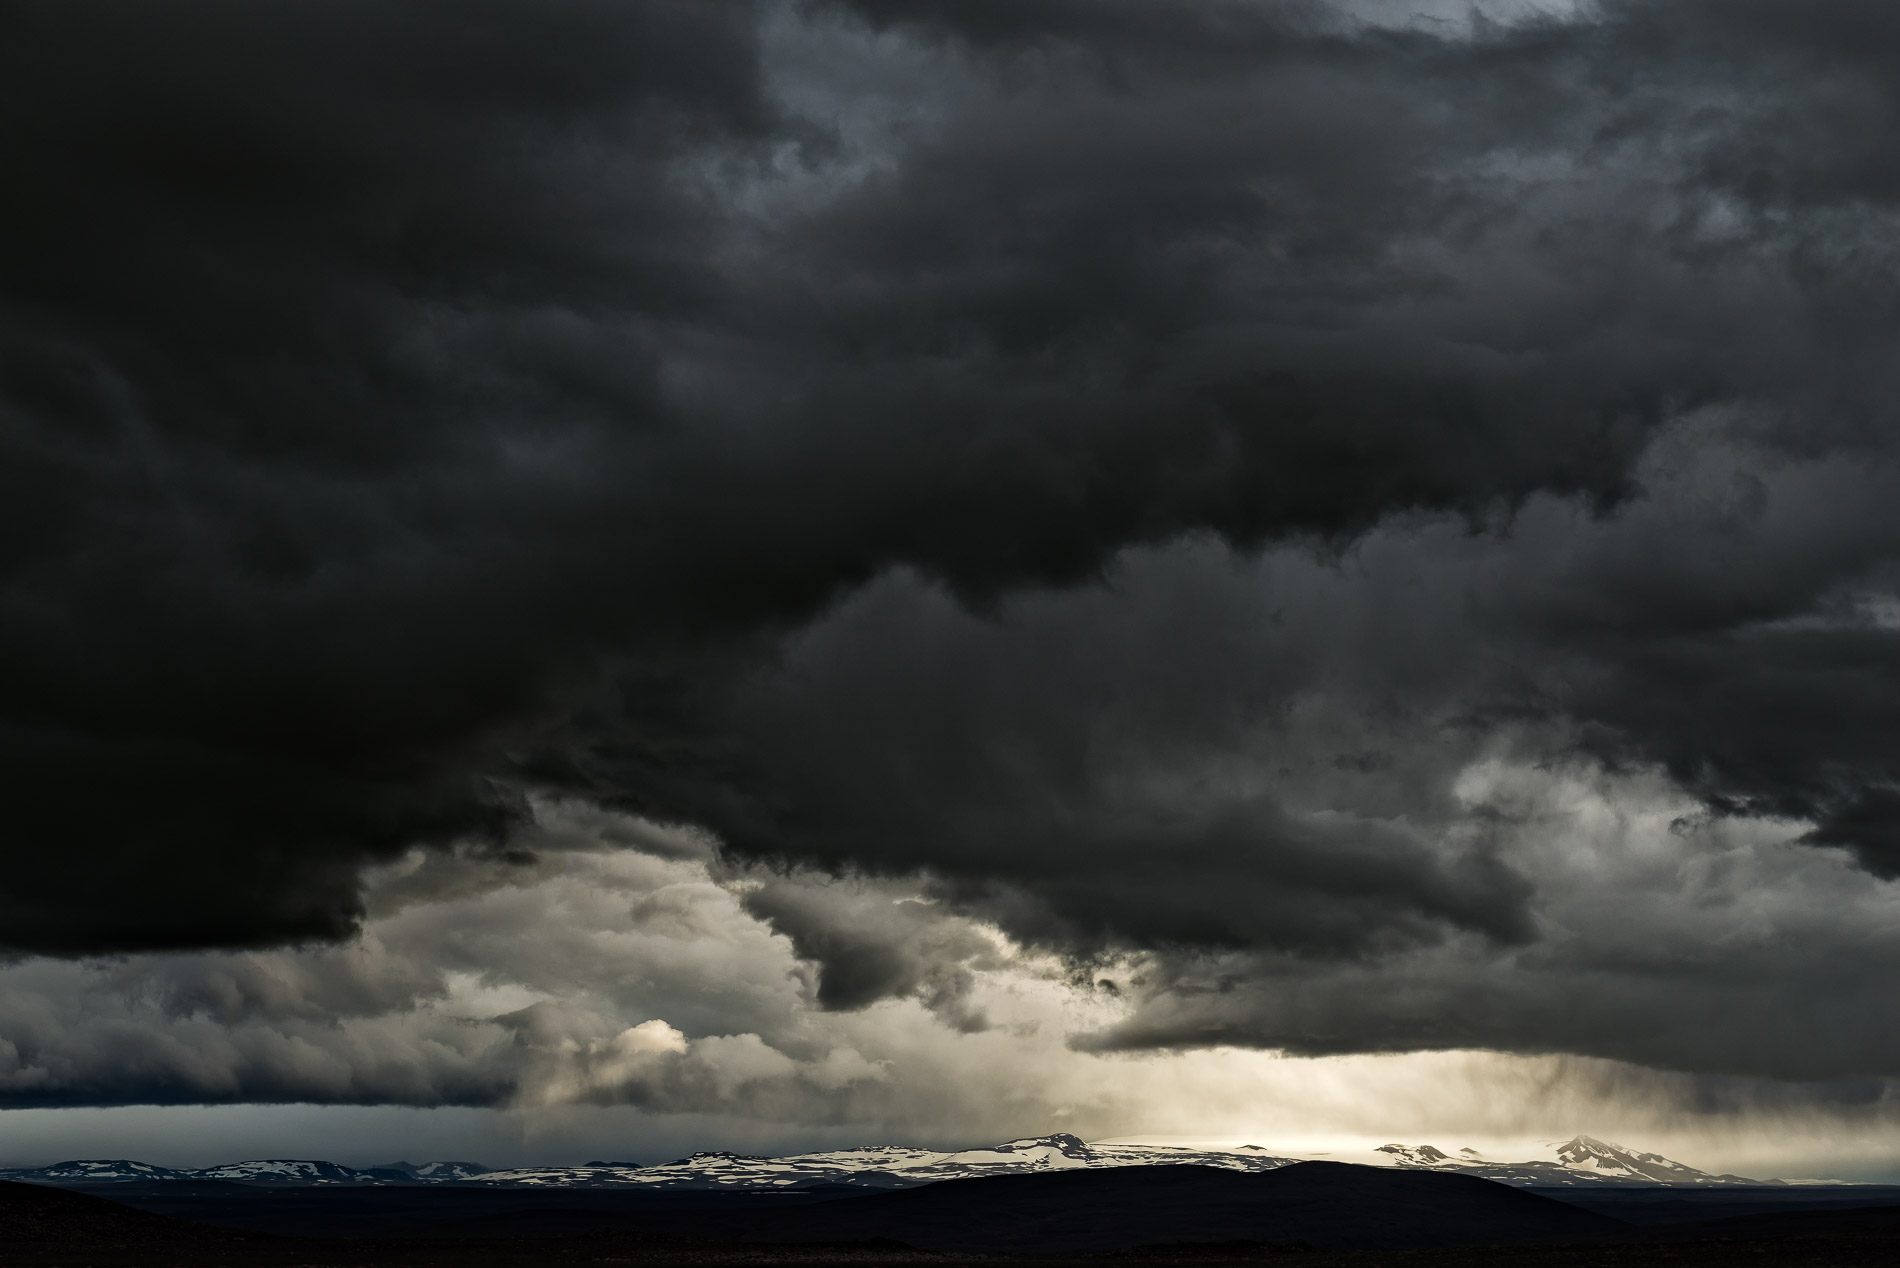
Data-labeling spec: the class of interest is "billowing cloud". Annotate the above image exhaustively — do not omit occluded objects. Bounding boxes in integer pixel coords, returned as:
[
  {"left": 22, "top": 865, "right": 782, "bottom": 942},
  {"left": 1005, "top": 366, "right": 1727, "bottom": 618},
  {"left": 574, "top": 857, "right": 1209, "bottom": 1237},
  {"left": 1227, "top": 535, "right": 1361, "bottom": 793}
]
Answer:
[{"left": 5, "top": 0, "right": 1900, "bottom": 1107}]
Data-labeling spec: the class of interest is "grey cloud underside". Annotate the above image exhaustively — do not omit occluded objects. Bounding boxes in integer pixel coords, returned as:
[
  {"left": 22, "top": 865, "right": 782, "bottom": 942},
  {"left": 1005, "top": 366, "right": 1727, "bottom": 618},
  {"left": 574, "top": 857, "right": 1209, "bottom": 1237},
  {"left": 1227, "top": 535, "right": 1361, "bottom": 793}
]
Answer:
[
  {"left": 6, "top": 813, "right": 1900, "bottom": 1110},
  {"left": 6, "top": 0, "right": 1900, "bottom": 1076}
]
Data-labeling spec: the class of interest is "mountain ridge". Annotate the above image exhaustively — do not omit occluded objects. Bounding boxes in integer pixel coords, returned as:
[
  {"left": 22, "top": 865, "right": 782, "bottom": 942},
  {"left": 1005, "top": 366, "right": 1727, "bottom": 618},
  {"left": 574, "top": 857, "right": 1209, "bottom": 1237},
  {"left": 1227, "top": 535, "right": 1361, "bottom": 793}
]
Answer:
[
  {"left": 1376, "top": 1135, "right": 1774, "bottom": 1188},
  {"left": 0, "top": 1132, "right": 1775, "bottom": 1192}
]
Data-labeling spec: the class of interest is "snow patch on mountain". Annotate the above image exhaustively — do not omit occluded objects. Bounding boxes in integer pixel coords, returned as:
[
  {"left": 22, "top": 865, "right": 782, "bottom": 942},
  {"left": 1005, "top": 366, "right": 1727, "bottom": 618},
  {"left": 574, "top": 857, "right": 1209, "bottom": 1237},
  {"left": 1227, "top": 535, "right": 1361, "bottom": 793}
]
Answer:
[{"left": 192, "top": 1160, "right": 382, "bottom": 1183}]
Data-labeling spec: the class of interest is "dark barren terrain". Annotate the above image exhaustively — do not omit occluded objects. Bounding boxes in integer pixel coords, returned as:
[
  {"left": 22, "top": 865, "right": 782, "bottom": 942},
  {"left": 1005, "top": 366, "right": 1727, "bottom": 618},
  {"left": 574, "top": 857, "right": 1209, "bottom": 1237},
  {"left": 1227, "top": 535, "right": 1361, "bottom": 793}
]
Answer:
[{"left": 7, "top": 1165, "right": 1900, "bottom": 1268}]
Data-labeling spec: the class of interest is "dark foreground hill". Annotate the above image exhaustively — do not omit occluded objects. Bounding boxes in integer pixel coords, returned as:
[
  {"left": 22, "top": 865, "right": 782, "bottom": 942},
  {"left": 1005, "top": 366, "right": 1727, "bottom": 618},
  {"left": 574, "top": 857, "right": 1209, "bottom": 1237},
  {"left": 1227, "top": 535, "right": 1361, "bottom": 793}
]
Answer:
[
  {"left": 0, "top": 1178, "right": 261, "bottom": 1255},
  {"left": 133, "top": 1162, "right": 1605, "bottom": 1250},
  {"left": 12, "top": 1172, "right": 1900, "bottom": 1268},
  {"left": 60, "top": 1163, "right": 1611, "bottom": 1251},
  {"left": 649, "top": 1162, "right": 1620, "bottom": 1253}
]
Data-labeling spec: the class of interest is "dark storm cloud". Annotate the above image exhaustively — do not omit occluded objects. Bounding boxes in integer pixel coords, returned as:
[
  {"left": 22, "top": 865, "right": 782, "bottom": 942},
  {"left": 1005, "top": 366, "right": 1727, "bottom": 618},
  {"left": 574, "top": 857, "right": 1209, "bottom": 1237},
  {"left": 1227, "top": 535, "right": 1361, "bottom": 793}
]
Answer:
[
  {"left": 6, "top": 0, "right": 1900, "bottom": 1095},
  {"left": 741, "top": 873, "right": 1004, "bottom": 1023},
  {"left": 694, "top": 565, "right": 1537, "bottom": 969},
  {"left": 554, "top": 0, "right": 1900, "bottom": 983},
  {"left": 1500, "top": 432, "right": 1900, "bottom": 880},
  {"left": 0, "top": 0, "right": 779, "bottom": 949}
]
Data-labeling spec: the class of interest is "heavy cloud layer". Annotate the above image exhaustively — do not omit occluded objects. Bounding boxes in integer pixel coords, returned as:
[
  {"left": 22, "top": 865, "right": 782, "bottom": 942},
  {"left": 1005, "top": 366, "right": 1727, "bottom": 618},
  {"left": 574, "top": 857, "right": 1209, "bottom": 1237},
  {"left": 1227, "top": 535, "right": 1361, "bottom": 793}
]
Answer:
[
  {"left": 5, "top": 0, "right": 1900, "bottom": 1086},
  {"left": 7, "top": 805, "right": 1900, "bottom": 1186}
]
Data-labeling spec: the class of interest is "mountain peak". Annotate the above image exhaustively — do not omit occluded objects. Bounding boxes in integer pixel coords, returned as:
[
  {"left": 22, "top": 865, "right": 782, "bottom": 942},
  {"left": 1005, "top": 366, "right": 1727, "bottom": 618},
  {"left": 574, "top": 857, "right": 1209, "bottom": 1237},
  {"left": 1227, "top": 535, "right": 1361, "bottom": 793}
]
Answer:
[
  {"left": 1551, "top": 1135, "right": 1707, "bottom": 1182},
  {"left": 1556, "top": 1135, "right": 1621, "bottom": 1157},
  {"left": 1376, "top": 1144, "right": 1451, "bottom": 1167},
  {"left": 1000, "top": 1133, "right": 1089, "bottom": 1151}
]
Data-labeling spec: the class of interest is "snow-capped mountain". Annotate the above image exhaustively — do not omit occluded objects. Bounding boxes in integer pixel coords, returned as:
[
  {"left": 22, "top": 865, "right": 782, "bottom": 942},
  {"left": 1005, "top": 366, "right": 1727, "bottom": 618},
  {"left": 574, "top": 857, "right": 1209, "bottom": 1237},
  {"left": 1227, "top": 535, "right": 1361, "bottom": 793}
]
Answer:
[
  {"left": 1375, "top": 1135, "right": 1770, "bottom": 1187},
  {"left": 1553, "top": 1136, "right": 1719, "bottom": 1183},
  {"left": 0, "top": 1133, "right": 1767, "bottom": 1192},
  {"left": 473, "top": 1134, "right": 1298, "bottom": 1190},
  {"left": 0, "top": 1159, "right": 195, "bottom": 1183}
]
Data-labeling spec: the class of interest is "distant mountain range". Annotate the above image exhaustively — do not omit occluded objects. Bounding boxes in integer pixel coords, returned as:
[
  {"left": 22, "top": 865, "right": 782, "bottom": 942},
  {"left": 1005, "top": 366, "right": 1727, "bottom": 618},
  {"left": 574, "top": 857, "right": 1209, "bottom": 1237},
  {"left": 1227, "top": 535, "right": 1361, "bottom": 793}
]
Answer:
[
  {"left": 468, "top": 1134, "right": 1296, "bottom": 1189},
  {"left": 0, "top": 1132, "right": 1772, "bottom": 1191}
]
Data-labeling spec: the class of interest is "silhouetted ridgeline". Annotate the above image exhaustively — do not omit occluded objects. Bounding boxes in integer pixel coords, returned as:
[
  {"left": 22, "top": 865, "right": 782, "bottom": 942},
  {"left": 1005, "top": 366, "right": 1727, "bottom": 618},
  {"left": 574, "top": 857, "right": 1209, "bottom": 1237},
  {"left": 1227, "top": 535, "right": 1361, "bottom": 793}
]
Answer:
[{"left": 12, "top": 1161, "right": 1900, "bottom": 1267}]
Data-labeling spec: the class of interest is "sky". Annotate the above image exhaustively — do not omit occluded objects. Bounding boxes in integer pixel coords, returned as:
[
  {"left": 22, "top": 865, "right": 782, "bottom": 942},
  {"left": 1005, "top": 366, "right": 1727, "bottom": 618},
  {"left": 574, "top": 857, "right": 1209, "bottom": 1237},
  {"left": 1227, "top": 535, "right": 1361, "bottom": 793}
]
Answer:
[{"left": 5, "top": 0, "right": 1900, "bottom": 1180}]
